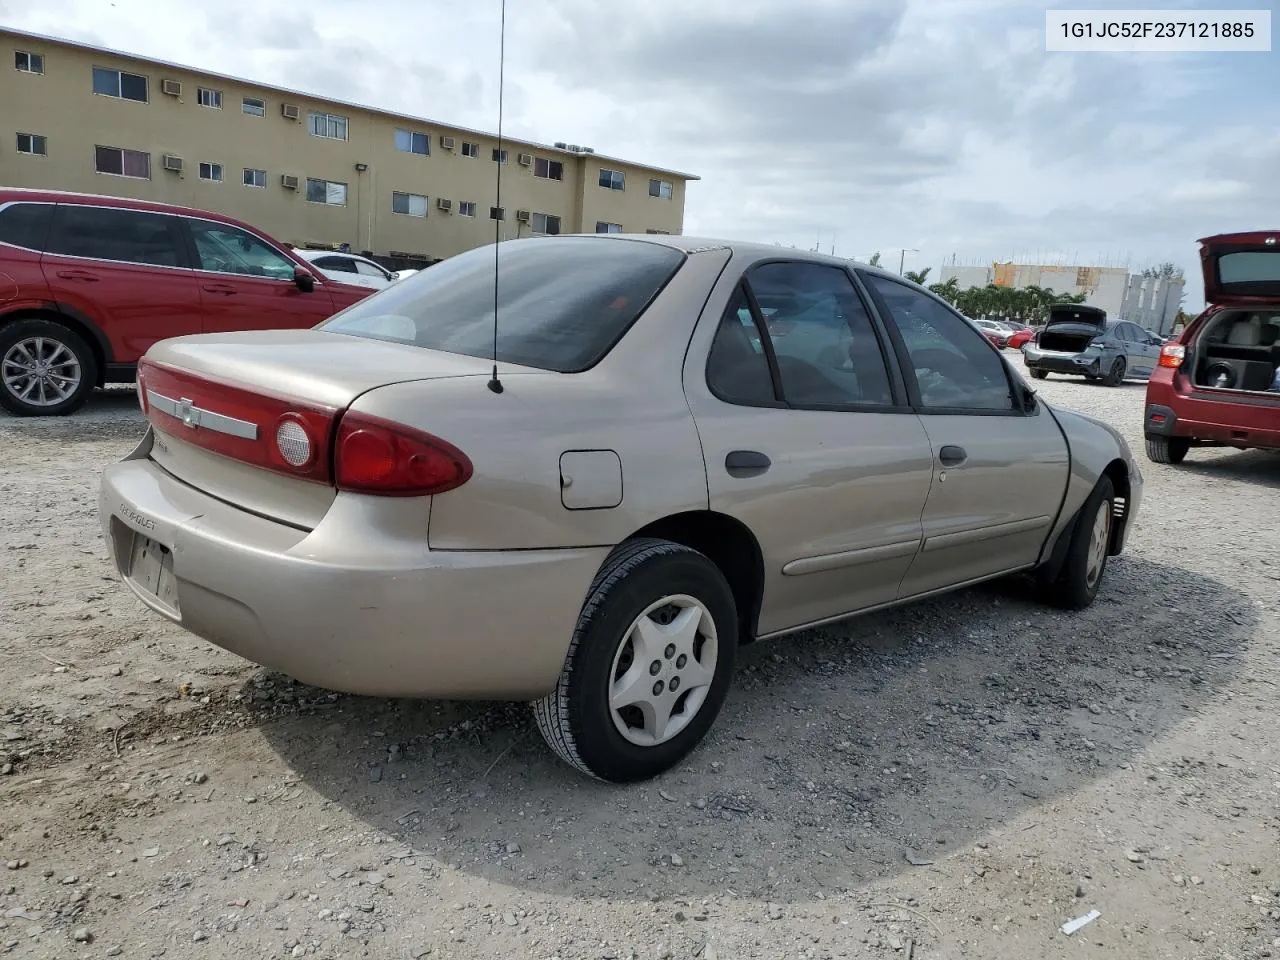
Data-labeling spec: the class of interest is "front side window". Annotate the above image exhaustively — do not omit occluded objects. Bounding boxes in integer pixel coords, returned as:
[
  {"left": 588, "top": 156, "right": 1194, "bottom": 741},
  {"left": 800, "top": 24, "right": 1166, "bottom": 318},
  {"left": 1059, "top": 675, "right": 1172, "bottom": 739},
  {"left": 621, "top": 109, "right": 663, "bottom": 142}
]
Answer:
[
  {"left": 197, "top": 87, "right": 222, "bottom": 109},
  {"left": 16, "top": 133, "right": 46, "bottom": 156},
  {"left": 46, "top": 205, "right": 183, "bottom": 267},
  {"left": 648, "top": 178, "right": 673, "bottom": 199},
  {"left": 243, "top": 167, "right": 267, "bottom": 188},
  {"left": 15, "top": 51, "right": 44, "bottom": 74},
  {"left": 318, "top": 236, "right": 686, "bottom": 373},
  {"left": 305, "top": 178, "right": 347, "bottom": 205},
  {"left": 599, "top": 169, "right": 625, "bottom": 190},
  {"left": 94, "top": 145, "right": 150, "bottom": 178},
  {"left": 534, "top": 157, "right": 563, "bottom": 180},
  {"left": 531, "top": 212, "right": 561, "bottom": 235},
  {"left": 596, "top": 221, "right": 622, "bottom": 234},
  {"left": 92, "top": 67, "right": 147, "bottom": 102},
  {"left": 394, "top": 128, "right": 429, "bottom": 155},
  {"left": 355, "top": 260, "right": 387, "bottom": 278},
  {"left": 242, "top": 96, "right": 265, "bottom": 117},
  {"left": 745, "top": 261, "right": 894, "bottom": 407},
  {"left": 186, "top": 219, "right": 296, "bottom": 280},
  {"left": 307, "top": 111, "right": 348, "bottom": 140},
  {"left": 864, "top": 274, "right": 1014, "bottom": 412},
  {"left": 392, "top": 191, "right": 428, "bottom": 217}
]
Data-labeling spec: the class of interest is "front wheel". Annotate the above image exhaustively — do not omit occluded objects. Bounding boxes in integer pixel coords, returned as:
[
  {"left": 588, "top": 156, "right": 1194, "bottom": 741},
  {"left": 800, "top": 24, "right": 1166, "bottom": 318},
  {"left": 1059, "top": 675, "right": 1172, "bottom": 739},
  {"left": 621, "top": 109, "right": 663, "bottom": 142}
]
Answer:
[
  {"left": 1038, "top": 476, "right": 1115, "bottom": 611},
  {"left": 1146, "top": 435, "right": 1189, "bottom": 465},
  {"left": 533, "top": 538, "right": 738, "bottom": 783},
  {"left": 1029, "top": 369, "right": 1048, "bottom": 380},
  {"left": 0, "top": 319, "right": 97, "bottom": 416}
]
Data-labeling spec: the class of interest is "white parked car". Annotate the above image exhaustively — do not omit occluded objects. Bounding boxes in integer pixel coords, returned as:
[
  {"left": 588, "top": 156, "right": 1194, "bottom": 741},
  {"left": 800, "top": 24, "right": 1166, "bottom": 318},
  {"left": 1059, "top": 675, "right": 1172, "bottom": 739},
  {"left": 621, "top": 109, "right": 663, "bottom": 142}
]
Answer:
[{"left": 294, "top": 250, "right": 400, "bottom": 290}]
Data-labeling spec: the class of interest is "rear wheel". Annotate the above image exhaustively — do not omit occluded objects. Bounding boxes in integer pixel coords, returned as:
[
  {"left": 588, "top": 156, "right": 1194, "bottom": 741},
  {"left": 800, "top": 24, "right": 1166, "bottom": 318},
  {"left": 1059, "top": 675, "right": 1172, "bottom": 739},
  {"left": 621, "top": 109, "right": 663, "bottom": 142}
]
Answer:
[
  {"left": 1104, "top": 357, "right": 1126, "bottom": 387},
  {"left": 533, "top": 538, "right": 738, "bottom": 783},
  {"left": 1146, "top": 435, "right": 1190, "bottom": 465},
  {"left": 1029, "top": 369, "right": 1048, "bottom": 380},
  {"left": 1038, "top": 476, "right": 1115, "bottom": 611},
  {"left": 0, "top": 319, "right": 97, "bottom": 417}
]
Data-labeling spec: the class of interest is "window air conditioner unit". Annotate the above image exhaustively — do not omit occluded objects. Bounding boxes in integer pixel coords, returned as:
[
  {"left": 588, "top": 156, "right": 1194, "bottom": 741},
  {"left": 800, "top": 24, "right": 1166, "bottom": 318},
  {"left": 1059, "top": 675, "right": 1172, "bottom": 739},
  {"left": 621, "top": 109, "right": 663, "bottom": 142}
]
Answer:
[
  {"left": 162, "top": 154, "right": 183, "bottom": 173},
  {"left": 517, "top": 152, "right": 532, "bottom": 166},
  {"left": 281, "top": 174, "right": 299, "bottom": 190},
  {"left": 516, "top": 209, "right": 531, "bottom": 223},
  {"left": 281, "top": 103, "right": 300, "bottom": 121},
  {"left": 161, "top": 79, "right": 182, "bottom": 97},
  {"left": 436, "top": 198, "right": 452, "bottom": 212},
  {"left": 440, "top": 135, "right": 456, "bottom": 150}
]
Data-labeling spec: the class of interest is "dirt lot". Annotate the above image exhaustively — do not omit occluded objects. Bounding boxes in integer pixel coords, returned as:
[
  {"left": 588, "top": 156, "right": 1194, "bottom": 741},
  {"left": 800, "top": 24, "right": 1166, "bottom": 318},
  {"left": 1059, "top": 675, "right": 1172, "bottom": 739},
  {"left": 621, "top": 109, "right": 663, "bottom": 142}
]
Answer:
[{"left": 0, "top": 373, "right": 1277, "bottom": 960}]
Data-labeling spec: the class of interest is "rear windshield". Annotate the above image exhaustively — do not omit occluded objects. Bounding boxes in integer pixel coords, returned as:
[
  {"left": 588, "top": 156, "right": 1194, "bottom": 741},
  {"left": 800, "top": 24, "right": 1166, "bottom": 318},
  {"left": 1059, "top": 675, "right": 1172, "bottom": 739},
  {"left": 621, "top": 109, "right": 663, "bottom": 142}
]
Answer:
[
  {"left": 318, "top": 236, "right": 686, "bottom": 373},
  {"left": 1217, "top": 251, "right": 1280, "bottom": 296}
]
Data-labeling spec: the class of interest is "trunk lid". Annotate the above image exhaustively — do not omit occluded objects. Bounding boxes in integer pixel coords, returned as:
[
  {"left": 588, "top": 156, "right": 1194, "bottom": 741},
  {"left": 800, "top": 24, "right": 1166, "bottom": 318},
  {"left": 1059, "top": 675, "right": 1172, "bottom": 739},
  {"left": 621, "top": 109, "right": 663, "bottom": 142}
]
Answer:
[
  {"left": 1199, "top": 231, "right": 1280, "bottom": 305},
  {"left": 1037, "top": 304, "right": 1106, "bottom": 353},
  {"left": 138, "top": 329, "right": 534, "bottom": 529}
]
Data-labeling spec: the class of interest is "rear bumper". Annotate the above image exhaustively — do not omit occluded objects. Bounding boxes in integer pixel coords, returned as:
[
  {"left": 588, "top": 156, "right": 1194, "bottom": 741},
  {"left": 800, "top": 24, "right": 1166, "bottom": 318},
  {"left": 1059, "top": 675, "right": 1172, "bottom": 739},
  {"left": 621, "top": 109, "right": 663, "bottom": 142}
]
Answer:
[
  {"left": 98, "top": 455, "right": 608, "bottom": 699},
  {"left": 1145, "top": 401, "right": 1280, "bottom": 449},
  {"left": 1144, "top": 374, "right": 1280, "bottom": 449},
  {"left": 1022, "top": 347, "right": 1100, "bottom": 376}
]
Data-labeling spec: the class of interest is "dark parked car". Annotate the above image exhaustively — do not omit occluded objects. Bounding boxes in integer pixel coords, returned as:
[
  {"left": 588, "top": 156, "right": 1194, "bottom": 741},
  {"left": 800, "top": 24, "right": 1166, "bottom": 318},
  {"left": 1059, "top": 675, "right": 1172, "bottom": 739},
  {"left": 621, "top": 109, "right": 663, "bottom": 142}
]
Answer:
[
  {"left": 0, "top": 188, "right": 374, "bottom": 416},
  {"left": 1144, "top": 230, "right": 1280, "bottom": 463},
  {"left": 1021, "top": 305, "right": 1164, "bottom": 386}
]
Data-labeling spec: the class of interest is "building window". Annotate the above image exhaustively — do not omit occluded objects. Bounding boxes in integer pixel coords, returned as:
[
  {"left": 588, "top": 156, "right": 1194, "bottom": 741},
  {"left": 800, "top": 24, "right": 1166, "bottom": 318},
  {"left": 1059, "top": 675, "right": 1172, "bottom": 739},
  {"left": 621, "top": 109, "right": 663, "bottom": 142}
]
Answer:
[
  {"left": 596, "top": 221, "right": 623, "bottom": 234},
  {"left": 243, "top": 167, "right": 267, "bottom": 188},
  {"left": 15, "top": 51, "right": 44, "bottom": 74},
  {"left": 490, "top": 206, "right": 505, "bottom": 221},
  {"left": 392, "top": 191, "right": 428, "bottom": 217},
  {"left": 534, "top": 157, "right": 563, "bottom": 181},
  {"left": 95, "top": 145, "right": 150, "bottom": 178},
  {"left": 197, "top": 87, "right": 222, "bottom": 109},
  {"left": 492, "top": 148, "right": 508, "bottom": 164},
  {"left": 307, "top": 111, "right": 348, "bottom": 141},
  {"left": 305, "top": 178, "right": 348, "bottom": 205},
  {"left": 646, "top": 229, "right": 671, "bottom": 235},
  {"left": 458, "top": 201, "right": 477, "bottom": 217},
  {"left": 16, "top": 133, "right": 47, "bottom": 156},
  {"left": 242, "top": 96, "right": 265, "bottom": 117},
  {"left": 531, "top": 213, "right": 561, "bottom": 235},
  {"left": 394, "top": 128, "right": 429, "bottom": 155},
  {"left": 461, "top": 141, "right": 479, "bottom": 158},
  {"left": 92, "top": 66, "right": 148, "bottom": 102},
  {"left": 599, "top": 169, "right": 625, "bottom": 191},
  {"left": 198, "top": 162, "right": 223, "bottom": 182},
  {"left": 648, "top": 178, "right": 673, "bottom": 199}
]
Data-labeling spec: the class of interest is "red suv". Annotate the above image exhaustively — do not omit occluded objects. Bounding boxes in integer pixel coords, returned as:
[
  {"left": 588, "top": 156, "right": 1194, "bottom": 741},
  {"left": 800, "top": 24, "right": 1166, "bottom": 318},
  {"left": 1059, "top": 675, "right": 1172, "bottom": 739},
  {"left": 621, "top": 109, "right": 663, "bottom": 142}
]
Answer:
[
  {"left": 1144, "top": 231, "right": 1280, "bottom": 464},
  {"left": 0, "top": 188, "right": 374, "bottom": 416}
]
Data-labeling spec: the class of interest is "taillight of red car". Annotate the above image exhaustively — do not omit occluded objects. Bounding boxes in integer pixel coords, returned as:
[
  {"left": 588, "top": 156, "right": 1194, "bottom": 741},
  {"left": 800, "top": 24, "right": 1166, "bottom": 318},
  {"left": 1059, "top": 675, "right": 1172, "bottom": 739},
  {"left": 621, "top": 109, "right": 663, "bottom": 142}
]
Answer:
[
  {"left": 1158, "top": 343, "right": 1186, "bottom": 368},
  {"left": 334, "top": 411, "right": 473, "bottom": 497}
]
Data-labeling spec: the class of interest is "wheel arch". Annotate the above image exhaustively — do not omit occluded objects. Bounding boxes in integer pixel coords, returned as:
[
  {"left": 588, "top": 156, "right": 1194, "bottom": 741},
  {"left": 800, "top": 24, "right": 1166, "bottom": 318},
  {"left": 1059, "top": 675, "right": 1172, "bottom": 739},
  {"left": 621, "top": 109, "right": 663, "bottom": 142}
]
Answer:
[
  {"left": 0, "top": 303, "right": 111, "bottom": 386},
  {"left": 628, "top": 510, "right": 765, "bottom": 645}
]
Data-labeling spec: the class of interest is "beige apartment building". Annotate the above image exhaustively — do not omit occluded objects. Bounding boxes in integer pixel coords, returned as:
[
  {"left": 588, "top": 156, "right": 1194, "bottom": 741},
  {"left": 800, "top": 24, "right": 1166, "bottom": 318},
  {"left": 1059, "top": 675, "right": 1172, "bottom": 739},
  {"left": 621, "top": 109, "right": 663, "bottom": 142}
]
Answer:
[{"left": 1, "top": 28, "right": 696, "bottom": 266}]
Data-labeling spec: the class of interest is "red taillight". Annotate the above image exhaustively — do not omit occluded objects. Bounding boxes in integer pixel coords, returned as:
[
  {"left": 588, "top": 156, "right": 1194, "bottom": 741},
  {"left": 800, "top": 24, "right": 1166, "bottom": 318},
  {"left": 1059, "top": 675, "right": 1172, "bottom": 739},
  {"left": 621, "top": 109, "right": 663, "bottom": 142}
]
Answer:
[
  {"left": 1158, "top": 344, "right": 1185, "bottom": 368},
  {"left": 138, "top": 358, "right": 337, "bottom": 484},
  {"left": 334, "top": 412, "right": 472, "bottom": 497}
]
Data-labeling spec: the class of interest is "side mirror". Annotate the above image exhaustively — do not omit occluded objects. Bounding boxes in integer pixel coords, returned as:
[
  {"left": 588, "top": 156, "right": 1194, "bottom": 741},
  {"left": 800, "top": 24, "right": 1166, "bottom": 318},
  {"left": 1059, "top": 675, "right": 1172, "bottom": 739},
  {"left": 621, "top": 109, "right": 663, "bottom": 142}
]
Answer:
[{"left": 293, "top": 266, "right": 316, "bottom": 293}]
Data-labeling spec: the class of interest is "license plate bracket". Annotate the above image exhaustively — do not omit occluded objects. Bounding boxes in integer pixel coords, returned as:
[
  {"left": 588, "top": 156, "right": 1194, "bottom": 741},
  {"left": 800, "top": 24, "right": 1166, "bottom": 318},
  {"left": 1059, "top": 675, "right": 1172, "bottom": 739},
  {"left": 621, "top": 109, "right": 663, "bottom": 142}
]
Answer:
[{"left": 127, "top": 533, "right": 180, "bottom": 614}]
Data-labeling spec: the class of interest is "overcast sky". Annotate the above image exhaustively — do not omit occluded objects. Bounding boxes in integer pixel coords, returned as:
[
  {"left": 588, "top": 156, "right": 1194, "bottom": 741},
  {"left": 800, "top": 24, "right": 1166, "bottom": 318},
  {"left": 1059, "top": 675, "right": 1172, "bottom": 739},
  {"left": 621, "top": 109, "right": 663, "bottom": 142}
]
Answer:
[{"left": 4, "top": 0, "right": 1277, "bottom": 309}]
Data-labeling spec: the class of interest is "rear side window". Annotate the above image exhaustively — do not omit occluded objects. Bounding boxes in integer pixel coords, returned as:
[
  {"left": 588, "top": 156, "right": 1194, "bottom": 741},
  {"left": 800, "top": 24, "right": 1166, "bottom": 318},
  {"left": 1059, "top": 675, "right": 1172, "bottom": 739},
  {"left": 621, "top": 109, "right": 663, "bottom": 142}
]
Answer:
[
  {"left": 0, "top": 202, "right": 54, "bottom": 251},
  {"left": 319, "top": 236, "right": 686, "bottom": 373},
  {"left": 46, "top": 205, "right": 185, "bottom": 268}
]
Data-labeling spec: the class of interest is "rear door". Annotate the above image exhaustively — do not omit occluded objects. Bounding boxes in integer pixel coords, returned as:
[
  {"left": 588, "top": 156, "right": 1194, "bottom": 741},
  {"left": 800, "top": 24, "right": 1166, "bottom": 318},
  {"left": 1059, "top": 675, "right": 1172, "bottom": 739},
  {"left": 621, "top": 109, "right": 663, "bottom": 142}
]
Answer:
[
  {"left": 684, "top": 259, "right": 935, "bottom": 635},
  {"left": 41, "top": 203, "right": 200, "bottom": 360},
  {"left": 182, "top": 217, "right": 339, "bottom": 333},
  {"left": 860, "top": 273, "right": 1070, "bottom": 597},
  {"left": 1118, "top": 321, "right": 1159, "bottom": 377}
]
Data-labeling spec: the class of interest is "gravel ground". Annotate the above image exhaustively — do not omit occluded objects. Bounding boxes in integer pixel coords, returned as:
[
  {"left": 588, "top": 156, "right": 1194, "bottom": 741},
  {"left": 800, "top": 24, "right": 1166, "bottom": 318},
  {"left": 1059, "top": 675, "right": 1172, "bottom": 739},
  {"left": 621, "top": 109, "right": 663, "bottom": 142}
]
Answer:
[{"left": 0, "top": 368, "right": 1277, "bottom": 960}]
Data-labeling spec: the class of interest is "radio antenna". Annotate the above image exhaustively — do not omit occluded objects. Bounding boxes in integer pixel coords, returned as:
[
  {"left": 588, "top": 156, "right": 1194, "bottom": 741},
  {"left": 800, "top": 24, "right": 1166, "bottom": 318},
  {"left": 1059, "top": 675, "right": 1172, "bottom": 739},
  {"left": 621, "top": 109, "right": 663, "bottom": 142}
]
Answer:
[{"left": 486, "top": 0, "right": 508, "bottom": 394}]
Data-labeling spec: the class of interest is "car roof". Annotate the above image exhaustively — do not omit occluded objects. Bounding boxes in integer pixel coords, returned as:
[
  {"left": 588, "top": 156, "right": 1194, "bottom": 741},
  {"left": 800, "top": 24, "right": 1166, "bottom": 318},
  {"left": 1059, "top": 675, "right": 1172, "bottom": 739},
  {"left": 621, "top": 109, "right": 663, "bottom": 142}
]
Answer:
[{"left": 0, "top": 186, "right": 262, "bottom": 231}]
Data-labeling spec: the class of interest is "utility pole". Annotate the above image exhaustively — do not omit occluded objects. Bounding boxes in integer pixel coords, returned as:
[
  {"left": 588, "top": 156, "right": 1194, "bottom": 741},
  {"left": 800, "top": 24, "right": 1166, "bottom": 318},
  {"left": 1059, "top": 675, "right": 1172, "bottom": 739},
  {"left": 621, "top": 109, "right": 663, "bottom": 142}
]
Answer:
[{"left": 898, "top": 248, "right": 919, "bottom": 275}]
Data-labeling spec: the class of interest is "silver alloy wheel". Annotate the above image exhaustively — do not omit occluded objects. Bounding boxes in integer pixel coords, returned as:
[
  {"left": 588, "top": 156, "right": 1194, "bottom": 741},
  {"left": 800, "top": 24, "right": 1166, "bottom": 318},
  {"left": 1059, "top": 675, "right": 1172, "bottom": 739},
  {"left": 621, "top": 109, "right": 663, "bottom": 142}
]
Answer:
[
  {"left": 1085, "top": 500, "right": 1112, "bottom": 589},
  {"left": 608, "top": 594, "right": 719, "bottom": 747},
  {"left": 1, "top": 337, "right": 83, "bottom": 407}
]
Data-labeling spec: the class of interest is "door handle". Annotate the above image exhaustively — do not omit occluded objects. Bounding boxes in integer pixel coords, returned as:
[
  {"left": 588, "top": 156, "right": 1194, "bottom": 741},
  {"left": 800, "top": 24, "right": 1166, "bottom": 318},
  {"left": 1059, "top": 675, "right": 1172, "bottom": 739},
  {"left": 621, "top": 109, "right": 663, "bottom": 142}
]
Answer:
[
  {"left": 55, "top": 270, "right": 99, "bottom": 282},
  {"left": 938, "top": 445, "right": 967, "bottom": 467},
  {"left": 725, "top": 450, "right": 771, "bottom": 478},
  {"left": 202, "top": 284, "right": 237, "bottom": 296}
]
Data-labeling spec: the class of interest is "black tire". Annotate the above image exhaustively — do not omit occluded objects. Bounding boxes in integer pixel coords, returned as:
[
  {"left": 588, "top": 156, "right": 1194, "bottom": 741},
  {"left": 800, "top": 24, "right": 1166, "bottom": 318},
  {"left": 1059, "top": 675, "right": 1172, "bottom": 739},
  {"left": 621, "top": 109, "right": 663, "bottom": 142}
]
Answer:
[
  {"left": 533, "top": 538, "right": 738, "bottom": 783},
  {"left": 1038, "top": 476, "right": 1115, "bottom": 611},
  {"left": 0, "top": 318, "right": 97, "bottom": 416},
  {"left": 1146, "top": 435, "right": 1189, "bottom": 465},
  {"left": 1104, "top": 357, "right": 1126, "bottom": 387},
  {"left": 1029, "top": 369, "right": 1048, "bottom": 380}
]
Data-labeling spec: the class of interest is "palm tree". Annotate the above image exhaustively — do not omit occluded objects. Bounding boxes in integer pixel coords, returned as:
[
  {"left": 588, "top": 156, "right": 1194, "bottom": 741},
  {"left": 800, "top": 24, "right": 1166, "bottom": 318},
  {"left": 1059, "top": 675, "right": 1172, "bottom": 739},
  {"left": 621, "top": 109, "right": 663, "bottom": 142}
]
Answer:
[
  {"left": 927, "top": 277, "right": 960, "bottom": 305},
  {"left": 903, "top": 267, "right": 931, "bottom": 285},
  {"left": 868, "top": 251, "right": 882, "bottom": 267}
]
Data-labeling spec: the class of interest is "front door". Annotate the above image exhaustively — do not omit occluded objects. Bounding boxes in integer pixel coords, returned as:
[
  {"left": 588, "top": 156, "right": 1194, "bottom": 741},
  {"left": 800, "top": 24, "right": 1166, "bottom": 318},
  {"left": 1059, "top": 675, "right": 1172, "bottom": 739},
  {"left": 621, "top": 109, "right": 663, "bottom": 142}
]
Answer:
[
  {"left": 41, "top": 203, "right": 201, "bottom": 361},
  {"left": 861, "top": 274, "right": 1071, "bottom": 597},
  {"left": 684, "top": 259, "right": 935, "bottom": 635},
  {"left": 181, "top": 218, "right": 338, "bottom": 334},
  {"left": 1119, "top": 321, "right": 1159, "bottom": 378}
]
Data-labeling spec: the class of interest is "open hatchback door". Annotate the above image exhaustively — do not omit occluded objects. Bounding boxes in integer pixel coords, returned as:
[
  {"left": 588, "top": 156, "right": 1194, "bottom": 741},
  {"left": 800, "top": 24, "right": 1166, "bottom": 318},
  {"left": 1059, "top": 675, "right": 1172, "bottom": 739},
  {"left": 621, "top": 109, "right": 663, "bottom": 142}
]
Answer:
[{"left": 1199, "top": 231, "right": 1280, "bottom": 305}]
